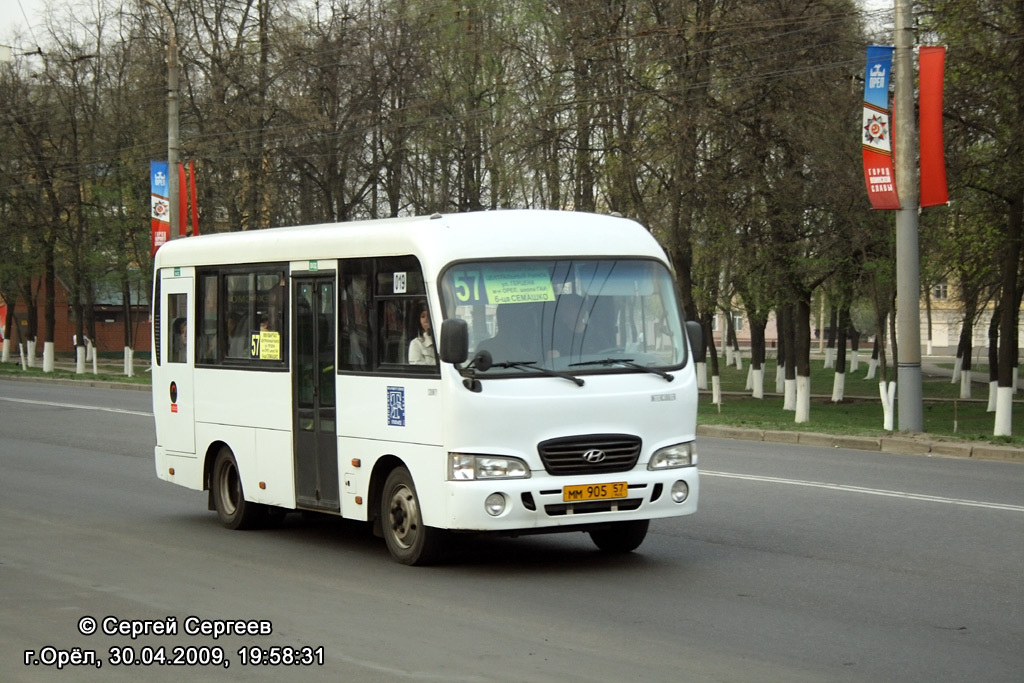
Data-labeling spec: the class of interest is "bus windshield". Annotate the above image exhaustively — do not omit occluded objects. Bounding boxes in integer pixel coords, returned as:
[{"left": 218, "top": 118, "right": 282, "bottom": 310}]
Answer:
[{"left": 440, "top": 259, "right": 687, "bottom": 375}]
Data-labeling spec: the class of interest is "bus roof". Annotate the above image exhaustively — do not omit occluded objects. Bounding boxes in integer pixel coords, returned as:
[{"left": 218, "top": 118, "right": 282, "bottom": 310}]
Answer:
[{"left": 152, "top": 210, "right": 670, "bottom": 276}]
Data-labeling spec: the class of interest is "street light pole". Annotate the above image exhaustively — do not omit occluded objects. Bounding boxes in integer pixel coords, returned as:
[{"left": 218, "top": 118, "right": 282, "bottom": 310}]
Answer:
[
  {"left": 893, "top": 0, "right": 923, "bottom": 431},
  {"left": 144, "top": 0, "right": 179, "bottom": 241}
]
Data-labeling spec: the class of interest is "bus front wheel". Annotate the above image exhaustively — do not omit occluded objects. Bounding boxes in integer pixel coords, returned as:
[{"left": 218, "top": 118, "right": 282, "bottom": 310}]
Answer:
[
  {"left": 212, "top": 447, "right": 264, "bottom": 530},
  {"left": 589, "top": 519, "right": 649, "bottom": 553},
  {"left": 381, "top": 467, "right": 443, "bottom": 565}
]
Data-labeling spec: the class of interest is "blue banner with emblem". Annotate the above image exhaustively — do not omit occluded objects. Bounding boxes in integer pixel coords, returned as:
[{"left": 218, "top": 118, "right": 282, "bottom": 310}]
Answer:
[
  {"left": 862, "top": 46, "right": 900, "bottom": 210},
  {"left": 151, "top": 161, "right": 170, "bottom": 254}
]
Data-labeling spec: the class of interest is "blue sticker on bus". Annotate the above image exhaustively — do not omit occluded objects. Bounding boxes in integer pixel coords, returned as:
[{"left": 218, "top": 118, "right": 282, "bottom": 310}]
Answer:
[{"left": 387, "top": 386, "right": 405, "bottom": 426}]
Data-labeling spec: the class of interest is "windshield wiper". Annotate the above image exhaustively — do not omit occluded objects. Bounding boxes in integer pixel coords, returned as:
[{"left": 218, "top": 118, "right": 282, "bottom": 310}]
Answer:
[
  {"left": 493, "top": 360, "right": 585, "bottom": 387},
  {"left": 570, "top": 358, "right": 674, "bottom": 382}
]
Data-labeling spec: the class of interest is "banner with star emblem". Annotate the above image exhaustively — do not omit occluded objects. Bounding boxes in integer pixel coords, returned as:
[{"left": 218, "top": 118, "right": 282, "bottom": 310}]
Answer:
[
  {"left": 862, "top": 46, "right": 900, "bottom": 210},
  {"left": 151, "top": 161, "right": 170, "bottom": 255}
]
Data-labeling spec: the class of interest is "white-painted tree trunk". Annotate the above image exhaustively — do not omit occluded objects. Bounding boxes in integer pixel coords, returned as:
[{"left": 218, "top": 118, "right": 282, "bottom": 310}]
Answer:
[
  {"left": 76, "top": 346, "right": 86, "bottom": 374},
  {"left": 752, "top": 368, "right": 764, "bottom": 399},
  {"left": 745, "top": 364, "right": 752, "bottom": 390},
  {"left": 994, "top": 387, "right": 1013, "bottom": 436},
  {"left": 1, "top": 338, "right": 10, "bottom": 363},
  {"left": 987, "top": 381, "right": 998, "bottom": 412},
  {"left": 823, "top": 347, "right": 834, "bottom": 369},
  {"left": 27, "top": 339, "right": 36, "bottom": 367},
  {"left": 926, "top": 339, "right": 933, "bottom": 356},
  {"left": 776, "top": 364, "right": 785, "bottom": 394},
  {"left": 712, "top": 375, "right": 722, "bottom": 405},
  {"left": 42, "top": 341, "right": 55, "bottom": 372},
  {"left": 960, "top": 370, "right": 972, "bottom": 399},
  {"left": 864, "top": 357, "right": 877, "bottom": 380},
  {"left": 831, "top": 372, "right": 845, "bottom": 402},
  {"left": 19, "top": 343, "right": 27, "bottom": 370},
  {"left": 724, "top": 346, "right": 733, "bottom": 367},
  {"left": 850, "top": 350, "right": 859, "bottom": 373},
  {"left": 735, "top": 352, "right": 743, "bottom": 371},
  {"left": 124, "top": 347, "right": 134, "bottom": 377},
  {"left": 951, "top": 356, "right": 962, "bottom": 384},
  {"left": 880, "top": 381, "right": 896, "bottom": 431},
  {"left": 783, "top": 378, "right": 797, "bottom": 411},
  {"left": 92, "top": 350, "right": 98, "bottom": 374},
  {"left": 85, "top": 339, "right": 94, "bottom": 362},
  {"left": 696, "top": 362, "right": 707, "bottom": 390},
  {"left": 795, "top": 376, "right": 810, "bottom": 423}
]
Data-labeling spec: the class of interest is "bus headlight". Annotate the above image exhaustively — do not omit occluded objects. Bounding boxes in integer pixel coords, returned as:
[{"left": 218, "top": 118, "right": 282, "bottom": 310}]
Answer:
[
  {"left": 648, "top": 442, "right": 697, "bottom": 470},
  {"left": 449, "top": 453, "right": 531, "bottom": 481}
]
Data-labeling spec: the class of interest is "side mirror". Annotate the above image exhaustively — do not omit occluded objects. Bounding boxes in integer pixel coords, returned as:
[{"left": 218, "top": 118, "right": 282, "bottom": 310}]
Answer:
[
  {"left": 439, "top": 318, "right": 469, "bottom": 364},
  {"left": 685, "top": 320, "right": 705, "bottom": 362}
]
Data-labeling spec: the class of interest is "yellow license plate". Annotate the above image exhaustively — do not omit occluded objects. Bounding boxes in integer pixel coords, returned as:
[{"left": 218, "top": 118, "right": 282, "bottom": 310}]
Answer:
[{"left": 562, "top": 482, "right": 628, "bottom": 502}]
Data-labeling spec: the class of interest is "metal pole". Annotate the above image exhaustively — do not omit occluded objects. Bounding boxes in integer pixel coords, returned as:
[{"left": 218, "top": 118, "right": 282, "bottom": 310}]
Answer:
[
  {"left": 168, "top": 20, "right": 179, "bottom": 241},
  {"left": 893, "top": 0, "right": 923, "bottom": 430},
  {"left": 144, "top": 1, "right": 179, "bottom": 241}
]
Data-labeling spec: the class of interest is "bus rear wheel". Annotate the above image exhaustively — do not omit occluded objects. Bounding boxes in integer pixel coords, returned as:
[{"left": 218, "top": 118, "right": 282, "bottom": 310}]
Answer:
[
  {"left": 212, "top": 447, "right": 265, "bottom": 530},
  {"left": 381, "top": 467, "right": 443, "bottom": 565},
  {"left": 589, "top": 519, "right": 649, "bottom": 553}
]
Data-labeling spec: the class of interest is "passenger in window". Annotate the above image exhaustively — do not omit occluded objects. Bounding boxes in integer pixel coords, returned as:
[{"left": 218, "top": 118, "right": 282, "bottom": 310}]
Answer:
[
  {"left": 172, "top": 318, "right": 187, "bottom": 362},
  {"left": 408, "top": 305, "right": 436, "bottom": 365}
]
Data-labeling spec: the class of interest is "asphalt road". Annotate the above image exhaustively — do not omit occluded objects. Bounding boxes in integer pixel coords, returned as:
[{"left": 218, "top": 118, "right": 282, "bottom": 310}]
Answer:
[{"left": 1, "top": 378, "right": 1022, "bottom": 682}]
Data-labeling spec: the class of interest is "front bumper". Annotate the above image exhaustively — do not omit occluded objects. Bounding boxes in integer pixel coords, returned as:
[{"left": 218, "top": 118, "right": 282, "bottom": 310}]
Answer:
[{"left": 440, "top": 467, "right": 699, "bottom": 531}]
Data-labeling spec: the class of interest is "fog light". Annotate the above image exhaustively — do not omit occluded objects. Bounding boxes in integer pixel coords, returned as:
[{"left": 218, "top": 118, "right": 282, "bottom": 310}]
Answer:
[
  {"left": 485, "top": 493, "right": 506, "bottom": 516},
  {"left": 671, "top": 480, "right": 689, "bottom": 503}
]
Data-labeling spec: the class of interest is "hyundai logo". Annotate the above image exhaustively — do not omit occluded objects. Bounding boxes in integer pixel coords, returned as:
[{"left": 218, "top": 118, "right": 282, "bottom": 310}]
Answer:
[{"left": 582, "top": 449, "right": 607, "bottom": 463}]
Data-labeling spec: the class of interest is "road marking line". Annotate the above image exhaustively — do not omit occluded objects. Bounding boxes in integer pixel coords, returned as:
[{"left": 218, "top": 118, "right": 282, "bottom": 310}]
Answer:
[
  {"left": 702, "top": 470, "right": 1024, "bottom": 513},
  {"left": 0, "top": 396, "right": 152, "bottom": 417}
]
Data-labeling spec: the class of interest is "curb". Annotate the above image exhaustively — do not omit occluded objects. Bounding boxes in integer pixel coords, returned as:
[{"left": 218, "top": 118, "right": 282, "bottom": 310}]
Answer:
[{"left": 696, "top": 424, "right": 1024, "bottom": 464}]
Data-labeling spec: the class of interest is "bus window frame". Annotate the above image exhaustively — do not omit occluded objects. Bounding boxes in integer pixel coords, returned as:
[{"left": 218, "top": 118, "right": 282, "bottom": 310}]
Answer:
[
  {"left": 337, "top": 255, "right": 439, "bottom": 378},
  {"left": 194, "top": 263, "right": 290, "bottom": 371}
]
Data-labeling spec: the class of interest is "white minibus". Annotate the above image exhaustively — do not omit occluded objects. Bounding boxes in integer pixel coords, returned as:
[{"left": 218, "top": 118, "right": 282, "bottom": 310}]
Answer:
[{"left": 152, "top": 210, "right": 701, "bottom": 564}]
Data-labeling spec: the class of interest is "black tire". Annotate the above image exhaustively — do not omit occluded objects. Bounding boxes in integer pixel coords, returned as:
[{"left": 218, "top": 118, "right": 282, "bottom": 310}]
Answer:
[
  {"left": 589, "top": 519, "right": 650, "bottom": 553},
  {"left": 380, "top": 467, "right": 444, "bottom": 565},
  {"left": 211, "top": 447, "right": 265, "bottom": 530}
]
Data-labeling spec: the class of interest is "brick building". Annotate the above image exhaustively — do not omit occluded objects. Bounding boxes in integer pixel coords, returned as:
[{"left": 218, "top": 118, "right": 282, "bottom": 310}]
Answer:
[{"left": 1, "top": 274, "right": 151, "bottom": 354}]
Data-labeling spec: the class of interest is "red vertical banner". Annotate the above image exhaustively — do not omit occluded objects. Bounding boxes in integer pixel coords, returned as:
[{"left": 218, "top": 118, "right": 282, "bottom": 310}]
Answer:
[
  {"left": 189, "top": 160, "right": 200, "bottom": 236},
  {"left": 175, "top": 161, "right": 201, "bottom": 236},
  {"left": 177, "top": 162, "right": 188, "bottom": 237},
  {"left": 919, "top": 46, "right": 948, "bottom": 207}
]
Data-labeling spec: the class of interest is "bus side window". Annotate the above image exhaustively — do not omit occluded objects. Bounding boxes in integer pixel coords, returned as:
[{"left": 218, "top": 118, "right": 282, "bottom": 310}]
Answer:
[
  {"left": 339, "top": 262, "right": 371, "bottom": 371},
  {"left": 378, "top": 300, "right": 409, "bottom": 365},
  {"left": 198, "top": 274, "right": 218, "bottom": 362},
  {"left": 167, "top": 293, "right": 188, "bottom": 363}
]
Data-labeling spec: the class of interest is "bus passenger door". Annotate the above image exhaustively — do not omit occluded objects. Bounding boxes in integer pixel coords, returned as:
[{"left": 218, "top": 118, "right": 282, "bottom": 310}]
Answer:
[
  {"left": 160, "top": 275, "right": 195, "bottom": 454},
  {"left": 292, "top": 277, "right": 340, "bottom": 512}
]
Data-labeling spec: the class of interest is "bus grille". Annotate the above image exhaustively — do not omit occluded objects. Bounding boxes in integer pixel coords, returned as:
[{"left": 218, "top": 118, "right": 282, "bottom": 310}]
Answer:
[{"left": 537, "top": 434, "right": 641, "bottom": 476}]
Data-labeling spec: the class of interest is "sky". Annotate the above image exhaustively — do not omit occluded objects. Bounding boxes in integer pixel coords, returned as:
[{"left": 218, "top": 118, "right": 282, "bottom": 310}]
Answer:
[{"left": 0, "top": 0, "right": 47, "bottom": 47}]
